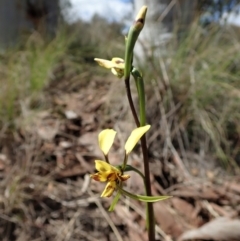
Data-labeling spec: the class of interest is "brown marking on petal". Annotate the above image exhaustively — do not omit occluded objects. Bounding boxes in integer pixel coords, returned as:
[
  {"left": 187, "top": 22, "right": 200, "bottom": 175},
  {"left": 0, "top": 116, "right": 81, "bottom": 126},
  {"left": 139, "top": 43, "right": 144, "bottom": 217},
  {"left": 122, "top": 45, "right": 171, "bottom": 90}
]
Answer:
[
  {"left": 119, "top": 174, "right": 130, "bottom": 182},
  {"left": 101, "top": 182, "right": 116, "bottom": 197},
  {"left": 105, "top": 185, "right": 115, "bottom": 197},
  {"left": 90, "top": 174, "right": 100, "bottom": 181},
  {"left": 91, "top": 172, "right": 108, "bottom": 182},
  {"left": 107, "top": 172, "right": 117, "bottom": 182},
  {"left": 115, "top": 60, "right": 124, "bottom": 64},
  {"left": 112, "top": 68, "right": 124, "bottom": 78},
  {"left": 136, "top": 18, "right": 144, "bottom": 24}
]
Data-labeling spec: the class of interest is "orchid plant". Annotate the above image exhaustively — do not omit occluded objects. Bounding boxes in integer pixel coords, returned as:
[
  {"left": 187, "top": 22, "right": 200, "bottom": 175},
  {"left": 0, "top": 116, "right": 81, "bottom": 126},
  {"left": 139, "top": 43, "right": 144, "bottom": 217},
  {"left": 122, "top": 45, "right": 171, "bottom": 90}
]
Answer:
[
  {"left": 91, "top": 6, "right": 170, "bottom": 241},
  {"left": 91, "top": 126, "right": 169, "bottom": 211}
]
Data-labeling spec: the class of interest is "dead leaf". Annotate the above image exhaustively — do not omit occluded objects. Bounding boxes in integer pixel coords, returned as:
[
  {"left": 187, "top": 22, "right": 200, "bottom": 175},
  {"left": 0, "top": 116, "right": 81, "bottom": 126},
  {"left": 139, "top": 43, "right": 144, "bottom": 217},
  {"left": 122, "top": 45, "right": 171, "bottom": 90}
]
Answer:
[
  {"left": 55, "top": 164, "right": 86, "bottom": 178},
  {"left": 37, "top": 119, "right": 59, "bottom": 141},
  {"left": 59, "top": 141, "right": 73, "bottom": 149},
  {"left": 65, "top": 110, "right": 78, "bottom": 119},
  {"left": 0, "top": 154, "right": 7, "bottom": 171},
  {"left": 171, "top": 186, "right": 219, "bottom": 200},
  {"left": 171, "top": 197, "right": 195, "bottom": 222},
  {"left": 78, "top": 132, "right": 102, "bottom": 157},
  {"left": 155, "top": 201, "right": 184, "bottom": 238},
  {"left": 225, "top": 182, "right": 240, "bottom": 195},
  {"left": 209, "top": 202, "right": 236, "bottom": 218},
  {"left": 178, "top": 217, "right": 240, "bottom": 241}
]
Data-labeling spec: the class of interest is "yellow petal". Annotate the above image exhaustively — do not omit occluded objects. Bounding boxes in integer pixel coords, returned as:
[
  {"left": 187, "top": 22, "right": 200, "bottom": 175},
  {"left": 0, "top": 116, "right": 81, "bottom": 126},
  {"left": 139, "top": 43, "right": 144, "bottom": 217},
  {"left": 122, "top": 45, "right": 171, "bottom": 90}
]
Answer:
[
  {"left": 98, "top": 129, "right": 116, "bottom": 155},
  {"left": 107, "top": 172, "right": 118, "bottom": 182},
  {"left": 124, "top": 125, "right": 151, "bottom": 154},
  {"left": 101, "top": 181, "right": 116, "bottom": 197},
  {"left": 119, "top": 174, "right": 130, "bottom": 182},
  {"left": 90, "top": 172, "right": 108, "bottom": 182},
  {"left": 95, "top": 160, "right": 116, "bottom": 173},
  {"left": 135, "top": 6, "right": 147, "bottom": 22},
  {"left": 94, "top": 58, "right": 115, "bottom": 69},
  {"left": 111, "top": 68, "right": 124, "bottom": 78},
  {"left": 111, "top": 58, "right": 125, "bottom": 69}
]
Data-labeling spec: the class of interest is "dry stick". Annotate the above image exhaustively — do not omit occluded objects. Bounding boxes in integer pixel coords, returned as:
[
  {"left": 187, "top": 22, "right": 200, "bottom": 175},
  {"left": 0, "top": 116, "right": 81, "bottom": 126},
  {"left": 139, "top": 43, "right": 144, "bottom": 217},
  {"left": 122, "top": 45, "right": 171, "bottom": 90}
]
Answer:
[
  {"left": 139, "top": 31, "right": 189, "bottom": 169},
  {"left": 152, "top": 79, "right": 190, "bottom": 179},
  {"left": 147, "top": 56, "right": 190, "bottom": 179},
  {"left": 202, "top": 200, "right": 220, "bottom": 218},
  {"left": 88, "top": 190, "right": 124, "bottom": 241},
  {"left": 157, "top": 0, "right": 177, "bottom": 22},
  {"left": 56, "top": 209, "right": 99, "bottom": 241},
  {"left": 159, "top": 59, "right": 189, "bottom": 168},
  {"left": 54, "top": 210, "right": 81, "bottom": 241},
  {"left": 121, "top": 198, "right": 173, "bottom": 241}
]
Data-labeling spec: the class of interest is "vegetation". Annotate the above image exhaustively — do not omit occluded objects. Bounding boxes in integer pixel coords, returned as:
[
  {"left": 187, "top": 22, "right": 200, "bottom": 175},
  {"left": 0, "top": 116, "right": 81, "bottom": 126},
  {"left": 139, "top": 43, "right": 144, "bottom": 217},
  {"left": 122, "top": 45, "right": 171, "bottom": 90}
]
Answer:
[
  {"left": 0, "top": 17, "right": 124, "bottom": 125},
  {"left": 144, "top": 23, "right": 240, "bottom": 168},
  {"left": 0, "top": 14, "right": 240, "bottom": 240},
  {"left": 0, "top": 16, "right": 240, "bottom": 165}
]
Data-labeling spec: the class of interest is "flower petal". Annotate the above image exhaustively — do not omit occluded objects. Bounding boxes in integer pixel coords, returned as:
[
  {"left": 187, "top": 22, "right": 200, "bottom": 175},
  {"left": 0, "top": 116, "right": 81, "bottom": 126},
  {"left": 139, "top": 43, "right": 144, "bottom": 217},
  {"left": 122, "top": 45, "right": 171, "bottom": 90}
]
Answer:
[
  {"left": 111, "top": 58, "right": 125, "bottom": 69},
  {"left": 95, "top": 160, "right": 115, "bottom": 172},
  {"left": 98, "top": 129, "right": 116, "bottom": 155},
  {"left": 124, "top": 125, "right": 151, "bottom": 155},
  {"left": 101, "top": 181, "right": 116, "bottom": 197},
  {"left": 94, "top": 58, "right": 115, "bottom": 69},
  {"left": 111, "top": 67, "right": 124, "bottom": 78},
  {"left": 90, "top": 172, "right": 108, "bottom": 182},
  {"left": 119, "top": 174, "right": 130, "bottom": 182}
]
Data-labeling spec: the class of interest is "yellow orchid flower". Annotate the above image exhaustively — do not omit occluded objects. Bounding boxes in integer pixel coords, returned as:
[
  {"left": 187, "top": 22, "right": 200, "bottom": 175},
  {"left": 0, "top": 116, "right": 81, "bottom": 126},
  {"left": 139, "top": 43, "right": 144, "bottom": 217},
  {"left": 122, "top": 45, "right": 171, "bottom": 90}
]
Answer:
[
  {"left": 91, "top": 160, "right": 130, "bottom": 197},
  {"left": 91, "top": 125, "right": 151, "bottom": 197},
  {"left": 94, "top": 57, "right": 125, "bottom": 78},
  {"left": 97, "top": 125, "right": 150, "bottom": 157}
]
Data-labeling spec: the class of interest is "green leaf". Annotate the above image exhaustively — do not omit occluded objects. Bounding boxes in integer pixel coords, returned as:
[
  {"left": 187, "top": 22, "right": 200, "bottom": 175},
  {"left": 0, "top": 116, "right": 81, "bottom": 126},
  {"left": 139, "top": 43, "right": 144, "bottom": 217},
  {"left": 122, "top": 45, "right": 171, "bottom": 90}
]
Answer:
[
  {"left": 108, "top": 190, "right": 122, "bottom": 212},
  {"left": 119, "top": 187, "right": 171, "bottom": 203}
]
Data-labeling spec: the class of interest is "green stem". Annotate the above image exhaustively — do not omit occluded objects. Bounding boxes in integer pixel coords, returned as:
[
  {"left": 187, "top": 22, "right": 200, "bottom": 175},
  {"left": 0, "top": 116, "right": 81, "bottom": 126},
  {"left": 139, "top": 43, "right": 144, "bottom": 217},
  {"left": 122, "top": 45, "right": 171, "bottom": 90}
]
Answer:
[
  {"left": 104, "top": 154, "right": 110, "bottom": 163},
  {"left": 124, "top": 77, "right": 155, "bottom": 240},
  {"left": 122, "top": 153, "right": 128, "bottom": 171},
  {"left": 132, "top": 68, "right": 154, "bottom": 237},
  {"left": 124, "top": 6, "right": 147, "bottom": 80},
  {"left": 131, "top": 68, "right": 146, "bottom": 126},
  {"left": 124, "top": 6, "right": 155, "bottom": 241},
  {"left": 141, "top": 136, "right": 155, "bottom": 236},
  {"left": 125, "top": 77, "right": 140, "bottom": 127},
  {"left": 124, "top": 164, "right": 145, "bottom": 180}
]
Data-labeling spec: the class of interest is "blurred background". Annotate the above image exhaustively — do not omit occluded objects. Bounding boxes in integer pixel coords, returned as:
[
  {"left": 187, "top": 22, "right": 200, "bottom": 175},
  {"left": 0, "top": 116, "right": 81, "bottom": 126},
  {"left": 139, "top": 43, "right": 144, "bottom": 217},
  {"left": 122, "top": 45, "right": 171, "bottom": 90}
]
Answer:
[{"left": 1, "top": 1, "right": 240, "bottom": 241}]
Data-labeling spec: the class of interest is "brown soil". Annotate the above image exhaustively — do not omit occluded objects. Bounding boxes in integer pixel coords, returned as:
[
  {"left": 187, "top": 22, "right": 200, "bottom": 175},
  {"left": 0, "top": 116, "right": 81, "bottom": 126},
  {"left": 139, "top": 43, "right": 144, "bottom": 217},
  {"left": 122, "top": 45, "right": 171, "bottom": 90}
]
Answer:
[{"left": 1, "top": 75, "right": 240, "bottom": 241}]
